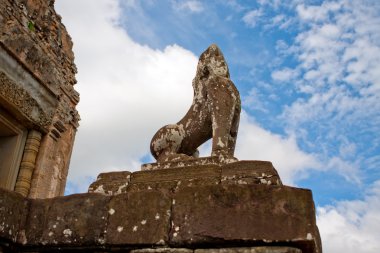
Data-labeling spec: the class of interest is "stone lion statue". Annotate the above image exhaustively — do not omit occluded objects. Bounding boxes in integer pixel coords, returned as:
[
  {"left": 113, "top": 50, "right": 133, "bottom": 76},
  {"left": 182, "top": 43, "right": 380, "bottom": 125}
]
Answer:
[{"left": 150, "top": 44, "right": 241, "bottom": 163}]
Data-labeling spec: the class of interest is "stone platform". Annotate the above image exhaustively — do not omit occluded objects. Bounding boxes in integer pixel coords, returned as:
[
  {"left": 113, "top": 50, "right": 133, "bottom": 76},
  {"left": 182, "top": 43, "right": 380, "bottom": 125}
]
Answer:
[
  {"left": 0, "top": 160, "right": 322, "bottom": 252},
  {"left": 89, "top": 160, "right": 283, "bottom": 195},
  {"left": 141, "top": 156, "right": 239, "bottom": 170}
]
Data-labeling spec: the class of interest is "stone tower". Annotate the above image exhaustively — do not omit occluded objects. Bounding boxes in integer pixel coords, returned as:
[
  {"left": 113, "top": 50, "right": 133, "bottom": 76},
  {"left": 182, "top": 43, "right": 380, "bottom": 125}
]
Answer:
[{"left": 0, "top": 0, "right": 79, "bottom": 198}]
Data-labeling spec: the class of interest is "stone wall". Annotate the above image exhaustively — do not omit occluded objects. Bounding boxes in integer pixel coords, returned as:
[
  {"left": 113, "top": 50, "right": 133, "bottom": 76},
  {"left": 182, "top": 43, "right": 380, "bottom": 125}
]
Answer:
[
  {"left": 0, "top": 0, "right": 79, "bottom": 198},
  {"left": 0, "top": 161, "right": 322, "bottom": 253},
  {"left": 0, "top": 184, "right": 320, "bottom": 252}
]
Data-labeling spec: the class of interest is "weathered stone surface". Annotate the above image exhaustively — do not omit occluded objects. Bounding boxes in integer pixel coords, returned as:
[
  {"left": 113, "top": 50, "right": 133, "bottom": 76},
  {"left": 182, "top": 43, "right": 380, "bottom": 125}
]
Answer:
[
  {"left": 29, "top": 123, "right": 78, "bottom": 198},
  {"left": 0, "top": 188, "right": 28, "bottom": 243},
  {"left": 170, "top": 184, "right": 321, "bottom": 253},
  {"left": 195, "top": 247, "right": 302, "bottom": 253},
  {"left": 88, "top": 171, "right": 131, "bottom": 195},
  {"left": 0, "top": 0, "right": 79, "bottom": 130},
  {"left": 131, "top": 248, "right": 193, "bottom": 253},
  {"left": 130, "top": 165, "right": 221, "bottom": 193},
  {"left": 221, "top": 161, "right": 282, "bottom": 186},
  {"left": 127, "top": 180, "right": 180, "bottom": 194},
  {"left": 106, "top": 190, "right": 171, "bottom": 245},
  {"left": 142, "top": 156, "right": 223, "bottom": 170},
  {"left": 25, "top": 193, "right": 110, "bottom": 246},
  {"left": 0, "top": 0, "right": 80, "bottom": 199},
  {"left": 0, "top": 0, "right": 77, "bottom": 92},
  {"left": 0, "top": 178, "right": 321, "bottom": 252},
  {"left": 94, "top": 161, "right": 282, "bottom": 195},
  {"left": 0, "top": 68, "right": 55, "bottom": 131},
  {"left": 150, "top": 44, "right": 241, "bottom": 163},
  {"left": 23, "top": 197, "right": 50, "bottom": 245}
]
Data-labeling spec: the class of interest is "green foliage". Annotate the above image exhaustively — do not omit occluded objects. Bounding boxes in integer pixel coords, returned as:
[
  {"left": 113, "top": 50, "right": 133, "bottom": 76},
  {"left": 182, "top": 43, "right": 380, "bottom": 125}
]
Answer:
[{"left": 27, "top": 21, "right": 35, "bottom": 32}]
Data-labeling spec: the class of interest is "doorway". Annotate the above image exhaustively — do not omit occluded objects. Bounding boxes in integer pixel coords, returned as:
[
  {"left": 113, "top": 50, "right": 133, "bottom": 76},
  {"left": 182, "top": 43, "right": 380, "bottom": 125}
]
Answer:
[{"left": 0, "top": 108, "right": 27, "bottom": 190}]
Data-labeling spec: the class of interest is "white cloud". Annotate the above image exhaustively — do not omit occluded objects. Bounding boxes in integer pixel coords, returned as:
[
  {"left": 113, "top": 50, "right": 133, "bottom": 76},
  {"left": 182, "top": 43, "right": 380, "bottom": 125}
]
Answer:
[
  {"left": 268, "top": 14, "right": 293, "bottom": 30},
  {"left": 275, "top": 0, "right": 380, "bottom": 182},
  {"left": 56, "top": 0, "right": 198, "bottom": 192},
  {"left": 326, "top": 156, "right": 361, "bottom": 184},
  {"left": 257, "top": 0, "right": 281, "bottom": 9},
  {"left": 242, "top": 88, "right": 270, "bottom": 113},
  {"left": 236, "top": 112, "right": 319, "bottom": 185},
  {"left": 172, "top": 0, "right": 204, "bottom": 13},
  {"left": 317, "top": 180, "right": 380, "bottom": 253},
  {"left": 292, "top": 0, "right": 380, "bottom": 91},
  {"left": 122, "top": 0, "right": 137, "bottom": 8},
  {"left": 224, "top": 0, "right": 246, "bottom": 12},
  {"left": 296, "top": 2, "right": 342, "bottom": 22},
  {"left": 242, "top": 9, "right": 263, "bottom": 28},
  {"left": 271, "top": 67, "right": 298, "bottom": 82}
]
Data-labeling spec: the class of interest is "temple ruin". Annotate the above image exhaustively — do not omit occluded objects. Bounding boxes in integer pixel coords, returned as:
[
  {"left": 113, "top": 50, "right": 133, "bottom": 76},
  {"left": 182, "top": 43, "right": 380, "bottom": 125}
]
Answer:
[
  {"left": 0, "top": 0, "right": 79, "bottom": 199},
  {"left": 0, "top": 1, "right": 322, "bottom": 252}
]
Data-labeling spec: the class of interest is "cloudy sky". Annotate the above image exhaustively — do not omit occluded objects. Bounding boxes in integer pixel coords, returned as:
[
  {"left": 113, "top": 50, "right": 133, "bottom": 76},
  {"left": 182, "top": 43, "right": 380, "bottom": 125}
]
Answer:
[{"left": 55, "top": 0, "right": 380, "bottom": 252}]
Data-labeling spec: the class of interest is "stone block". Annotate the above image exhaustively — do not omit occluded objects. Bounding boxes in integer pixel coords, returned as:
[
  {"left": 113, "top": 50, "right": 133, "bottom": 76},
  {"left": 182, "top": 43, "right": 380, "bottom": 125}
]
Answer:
[
  {"left": 195, "top": 247, "right": 301, "bottom": 253},
  {"left": 133, "top": 165, "right": 220, "bottom": 183},
  {"left": 141, "top": 156, "right": 222, "bottom": 170},
  {"left": 170, "top": 184, "right": 321, "bottom": 253},
  {"left": 129, "top": 165, "right": 221, "bottom": 192},
  {"left": 106, "top": 190, "right": 171, "bottom": 245},
  {"left": 131, "top": 248, "right": 193, "bottom": 253},
  {"left": 88, "top": 171, "right": 131, "bottom": 195},
  {"left": 23, "top": 198, "right": 51, "bottom": 245},
  {"left": 221, "top": 161, "right": 282, "bottom": 186},
  {"left": 91, "top": 161, "right": 285, "bottom": 196},
  {"left": 25, "top": 193, "right": 111, "bottom": 246},
  {"left": 0, "top": 188, "right": 28, "bottom": 243}
]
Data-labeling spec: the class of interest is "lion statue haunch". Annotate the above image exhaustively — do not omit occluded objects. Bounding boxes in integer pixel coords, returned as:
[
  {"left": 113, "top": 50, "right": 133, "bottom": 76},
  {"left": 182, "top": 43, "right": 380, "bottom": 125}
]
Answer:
[{"left": 150, "top": 44, "right": 241, "bottom": 163}]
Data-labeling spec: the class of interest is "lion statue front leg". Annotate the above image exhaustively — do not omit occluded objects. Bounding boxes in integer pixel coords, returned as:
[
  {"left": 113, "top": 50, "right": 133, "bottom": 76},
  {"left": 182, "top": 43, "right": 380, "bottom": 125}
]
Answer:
[{"left": 207, "top": 75, "right": 241, "bottom": 162}]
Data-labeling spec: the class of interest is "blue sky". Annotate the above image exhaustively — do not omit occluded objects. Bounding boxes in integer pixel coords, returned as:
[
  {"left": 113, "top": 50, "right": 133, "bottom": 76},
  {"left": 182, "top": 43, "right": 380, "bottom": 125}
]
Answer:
[
  {"left": 56, "top": 1, "right": 380, "bottom": 252},
  {"left": 116, "top": 0, "right": 380, "bottom": 205}
]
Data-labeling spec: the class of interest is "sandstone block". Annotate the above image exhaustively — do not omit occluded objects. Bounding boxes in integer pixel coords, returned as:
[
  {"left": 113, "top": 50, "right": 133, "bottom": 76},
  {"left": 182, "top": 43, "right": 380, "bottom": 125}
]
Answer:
[
  {"left": 170, "top": 185, "right": 321, "bottom": 253},
  {"left": 142, "top": 157, "right": 222, "bottom": 170},
  {"left": 129, "top": 165, "right": 221, "bottom": 193},
  {"left": 25, "top": 193, "right": 110, "bottom": 246},
  {"left": 23, "top": 198, "right": 51, "bottom": 245},
  {"left": 88, "top": 171, "right": 131, "bottom": 195},
  {"left": 0, "top": 188, "right": 28, "bottom": 243},
  {"left": 90, "top": 161, "right": 283, "bottom": 195},
  {"left": 221, "top": 161, "right": 282, "bottom": 186},
  {"left": 106, "top": 190, "right": 171, "bottom": 245},
  {"left": 195, "top": 247, "right": 302, "bottom": 253},
  {"left": 131, "top": 248, "right": 193, "bottom": 253},
  {"left": 127, "top": 180, "right": 180, "bottom": 193}
]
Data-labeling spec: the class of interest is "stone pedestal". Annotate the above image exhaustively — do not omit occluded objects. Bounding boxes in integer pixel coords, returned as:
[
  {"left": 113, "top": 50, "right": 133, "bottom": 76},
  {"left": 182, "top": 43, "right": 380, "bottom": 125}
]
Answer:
[
  {"left": 0, "top": 160, "right": 322, "bottom": 253},
  {"left": 89, "top": 160, "right": 283, "bottom": 195}
]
